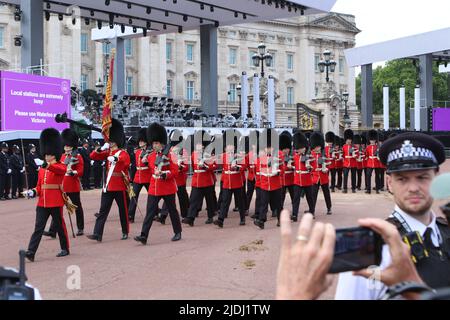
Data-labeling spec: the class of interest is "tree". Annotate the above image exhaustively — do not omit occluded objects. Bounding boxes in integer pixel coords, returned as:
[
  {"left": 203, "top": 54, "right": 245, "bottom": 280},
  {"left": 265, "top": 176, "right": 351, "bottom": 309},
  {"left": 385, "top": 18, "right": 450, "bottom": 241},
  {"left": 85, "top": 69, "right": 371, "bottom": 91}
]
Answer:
[{"left": 355, "top": 59, "right": 449, "bottom": 127}]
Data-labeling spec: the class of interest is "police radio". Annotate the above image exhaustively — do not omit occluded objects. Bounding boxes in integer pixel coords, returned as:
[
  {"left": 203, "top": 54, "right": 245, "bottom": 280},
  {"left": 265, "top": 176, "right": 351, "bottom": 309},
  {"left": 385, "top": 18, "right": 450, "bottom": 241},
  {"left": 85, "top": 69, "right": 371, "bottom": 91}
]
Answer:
[
  {"left": 0, "top": 250, "right": 35, "bottom": 300},
  {"left": 402, "top": 231, "right": 429, "bottom": 264}
]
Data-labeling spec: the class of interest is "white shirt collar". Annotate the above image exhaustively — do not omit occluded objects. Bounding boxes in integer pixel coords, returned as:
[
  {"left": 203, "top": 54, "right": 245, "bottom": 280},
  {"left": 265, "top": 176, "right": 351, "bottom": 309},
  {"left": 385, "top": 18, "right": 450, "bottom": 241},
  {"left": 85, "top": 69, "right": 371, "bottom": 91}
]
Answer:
[{"left": 392, "top": 205, "right": 442, "bottom": 246}]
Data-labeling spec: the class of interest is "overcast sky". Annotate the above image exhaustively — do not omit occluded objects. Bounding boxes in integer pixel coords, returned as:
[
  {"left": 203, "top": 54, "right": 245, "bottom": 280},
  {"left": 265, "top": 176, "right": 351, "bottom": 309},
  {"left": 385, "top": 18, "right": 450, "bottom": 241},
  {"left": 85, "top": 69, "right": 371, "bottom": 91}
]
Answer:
[{"left": 332, "top": 0, "right": 450, "bottom": 47}]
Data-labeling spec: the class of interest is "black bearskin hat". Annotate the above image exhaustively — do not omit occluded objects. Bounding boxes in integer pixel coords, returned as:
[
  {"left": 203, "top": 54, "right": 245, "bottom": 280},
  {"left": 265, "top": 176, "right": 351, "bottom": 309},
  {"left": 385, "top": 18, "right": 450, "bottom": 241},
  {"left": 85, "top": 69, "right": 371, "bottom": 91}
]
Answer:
[
  {"left": 40, "top": 128, "right": 62, "bottom": 161},
  {"left": 137, "top": 128, "right": 148, "bottom": 144},
  {"left": 147, "top": 123, "right": 168, "bottom": 145},
  {"left": 261, "top": 128, "right": 279, "bottom": 149},
  {"left": 353, "top": 134, "right": 362, "bottom": 145},
  {"left": 334, "top": 136, "right": 341, "bottom": 147},
  {"left": 279, "top": 131, "right": 292, "bottom": 150},
  {"left": 325, "top": 131, "right": 335, "bottom": 144},
  {"left": 310, "top": 132, "right": 325, "bottom": 149},
  {"left": 361, "top": 134, "right": 367, "bottom": 145},
  {"left": 1, "top": 142, "right": 9, "bottom": 149},
  {"left": 344, "top": 129, "right": 354, "bottom": 141},
  {"left": 62, "top": 128, "right": 79, "bottom": 148},
  {"left": 293, "top": 132, "right": 308, "bottom": 150},
  {"left": 368, "top": 129, "right": 379, "bottom": 142},
  {"left": 169, "top": 129, "right": 183, "bottom": 147},
  {"left": 109, "top": 119, "right": 126, "bottom": 148}
]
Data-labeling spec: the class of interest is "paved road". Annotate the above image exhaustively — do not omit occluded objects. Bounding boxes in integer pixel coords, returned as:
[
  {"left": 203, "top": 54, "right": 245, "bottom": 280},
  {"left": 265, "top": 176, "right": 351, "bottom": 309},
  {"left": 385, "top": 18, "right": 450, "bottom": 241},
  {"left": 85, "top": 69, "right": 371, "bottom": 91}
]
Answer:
[{"left": 0, "top": 161, "right": 448, "bottom": 300}]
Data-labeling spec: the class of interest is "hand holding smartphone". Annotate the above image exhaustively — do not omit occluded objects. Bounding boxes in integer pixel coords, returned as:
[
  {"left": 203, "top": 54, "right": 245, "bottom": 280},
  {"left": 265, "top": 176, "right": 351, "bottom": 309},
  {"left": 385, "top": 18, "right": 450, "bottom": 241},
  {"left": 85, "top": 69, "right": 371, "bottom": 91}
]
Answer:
[{"left": 329, "top": 227, "right": 383, "bottom": 274}]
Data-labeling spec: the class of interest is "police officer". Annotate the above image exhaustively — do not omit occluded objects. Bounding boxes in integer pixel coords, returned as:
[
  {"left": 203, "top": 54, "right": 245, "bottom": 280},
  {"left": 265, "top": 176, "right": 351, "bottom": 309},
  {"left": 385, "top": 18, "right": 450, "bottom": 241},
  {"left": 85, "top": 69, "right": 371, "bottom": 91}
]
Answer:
[
  {"left": 134, "top": 123, "right": 182, "bottom": 245},
  {"left": 0, "top": 142, "right": 11, "bottom": 200},
  {"left": 336, "top": 132, "right": 450, "bottom": 299},
  {"left": 10, "top": 145, "right": 25, "bottom": 199},
  {"left": 26, "top": 144, "right": 40, "bottom": 190},
  {"left": 87, "top": 119, "right": 131, "bottom": 242},
  {"left": 24, "top": 128, "right": 70, "bottom": 262}
]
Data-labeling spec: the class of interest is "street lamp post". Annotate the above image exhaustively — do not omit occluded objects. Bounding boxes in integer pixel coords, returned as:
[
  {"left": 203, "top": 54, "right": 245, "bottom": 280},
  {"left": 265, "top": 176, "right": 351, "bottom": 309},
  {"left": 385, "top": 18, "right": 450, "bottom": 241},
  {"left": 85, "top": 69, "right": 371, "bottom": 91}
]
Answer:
[
  {"left": 342, "top": 91, "right": 351, "bottom": 127},
  {"left": 318, "top": 50, "right": 337, "bottom": 83},
  {"left": 95, "top": 78, "right": 105, "bottom": 95},
  {"left": 252, "top": 43, "right": 273, "bottom": 78},
  {"left": 236, "top": 84, "right": 242, "bottom": 116}
]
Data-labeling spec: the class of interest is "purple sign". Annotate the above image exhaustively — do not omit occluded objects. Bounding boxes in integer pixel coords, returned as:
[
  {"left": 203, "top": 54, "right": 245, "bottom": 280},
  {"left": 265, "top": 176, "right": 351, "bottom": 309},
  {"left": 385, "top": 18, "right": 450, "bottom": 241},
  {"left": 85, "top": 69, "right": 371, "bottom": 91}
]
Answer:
[
  {"left": 433, "top": 108, "right": 450, "bottom": 131},
  {"left": 1, "top": 71, "right": 70, "bottom": 131}
]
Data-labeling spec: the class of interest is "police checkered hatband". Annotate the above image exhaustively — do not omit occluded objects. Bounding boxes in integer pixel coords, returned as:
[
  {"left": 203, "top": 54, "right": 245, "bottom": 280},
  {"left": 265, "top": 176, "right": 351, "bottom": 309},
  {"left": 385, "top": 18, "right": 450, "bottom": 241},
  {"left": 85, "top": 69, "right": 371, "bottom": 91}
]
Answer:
[{"left": 387, "top": 140, "right": 437, "bottom": 164}]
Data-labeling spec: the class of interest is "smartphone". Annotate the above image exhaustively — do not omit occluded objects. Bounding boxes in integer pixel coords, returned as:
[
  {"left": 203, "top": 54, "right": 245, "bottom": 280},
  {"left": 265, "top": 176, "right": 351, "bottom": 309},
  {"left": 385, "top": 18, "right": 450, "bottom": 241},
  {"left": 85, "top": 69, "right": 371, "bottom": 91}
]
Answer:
[{"left": 329, "top": 227, "right": 383, "bottom": 274}]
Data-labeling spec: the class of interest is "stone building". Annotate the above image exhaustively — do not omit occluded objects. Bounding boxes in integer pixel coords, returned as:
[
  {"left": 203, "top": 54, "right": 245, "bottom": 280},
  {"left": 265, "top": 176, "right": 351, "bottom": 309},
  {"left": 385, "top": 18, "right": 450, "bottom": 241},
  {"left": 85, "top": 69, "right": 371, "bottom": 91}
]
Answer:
[{"left": 0, "top": 3, "right": 373, "bottom": 132}]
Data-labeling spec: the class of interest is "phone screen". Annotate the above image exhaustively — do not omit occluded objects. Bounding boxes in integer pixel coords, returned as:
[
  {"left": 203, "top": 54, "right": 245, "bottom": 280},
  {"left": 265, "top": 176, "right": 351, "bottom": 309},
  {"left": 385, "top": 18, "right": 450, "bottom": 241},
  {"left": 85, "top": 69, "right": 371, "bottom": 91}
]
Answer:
[{"left": 329, "top": 227, "right": 383, "bottom": 274}]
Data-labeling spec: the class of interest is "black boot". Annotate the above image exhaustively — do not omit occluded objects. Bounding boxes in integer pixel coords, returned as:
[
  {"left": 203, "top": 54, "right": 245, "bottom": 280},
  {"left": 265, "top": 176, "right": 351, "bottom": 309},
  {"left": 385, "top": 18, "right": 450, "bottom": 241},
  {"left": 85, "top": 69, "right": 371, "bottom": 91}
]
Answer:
[
  {"left": 121, "top": 233, "right": 128, "bottom": 240},
  {"left": 86, "top": 234, "right": 102, "bottom": 242},
  {"left": 25, "top": 250, "right": 35, "bottom": 262},
  {"left": 76, "top": 230, "right": 84, "bottom": 236},
  {"left": 171, "top": 233, "right": 182, "bottom": 242},
  {"left": 254, "top": 219, "right": 264, "bottom": 230},
  {"left": 134, "top": 235, "right": 147, "bottom": 245},
  {"left": 182, "top": 217, "right": 194, "bottom": 227},
  {"left": 240, "top": 219, "right": 246, "bottom": 226},
  {"left": 43, "top": 231, "right": 56, "bottom": 239},
  {"left": 213, "top": 219, "right": 224, "bottom": 228},
  {"left": 56, "top": 250, "right": 70, "bottom": 258},
  {"left": 205, "top": 218, "right": 213, "bottom": 224}
]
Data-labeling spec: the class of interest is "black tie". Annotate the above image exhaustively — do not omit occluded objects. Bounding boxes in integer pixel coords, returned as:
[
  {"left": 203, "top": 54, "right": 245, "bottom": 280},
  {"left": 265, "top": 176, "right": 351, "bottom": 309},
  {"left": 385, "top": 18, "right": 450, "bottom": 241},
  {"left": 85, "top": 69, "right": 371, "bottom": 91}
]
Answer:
[{"left": 423, "top": 227, "right": 435, "bottom": 248}]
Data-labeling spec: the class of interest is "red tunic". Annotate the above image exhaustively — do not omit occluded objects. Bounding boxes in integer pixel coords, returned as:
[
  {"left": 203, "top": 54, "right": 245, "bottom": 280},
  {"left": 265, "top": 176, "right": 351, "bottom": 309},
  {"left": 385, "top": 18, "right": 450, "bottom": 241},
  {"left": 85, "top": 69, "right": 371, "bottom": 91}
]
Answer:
[
  {"left": 325, "top": 145, "right": 335, "bottom": 169},
  {"left": 343, "top": 144, "right": 357, "bottom": 168},
  {"left": 256, "top": 151, "right": 284, "bottom": 191},
  {"left": 191, "top": 151, "right": 217, "bottom": 188},
  {"left": 293, "top": 153, "right": 313, "bottom": 187},
  {"left": 355, "top": 147, "right": 364, "bottom": 170},
  {"left": 171, "top": 148, "right": 189, "bottom": 187},
  {"left": 247, "top": 151, "right": 257, "bottom": 182},
  {"left": 35, "top": 163, "right": 67, "bottom": 208},
  {"left": 90, "top": 149, "right": 130, "bottom": 192},
  {"left": 133, "top": 149, "right": 151, "bottom": 184},
  {"left": 365, "top": 145, "right": 379, "bottom": 168},
  {"left": 333, "top": 148, "right": 343, "bottom": 169},
  {"left": 61, "top": 153, "right": 83, "bottom": 193},
  {"left": 147, "top": 151, "right": 178, "bottom": 196},
  {"left": 282, "top": 154, "right": 295, "bottom": 187},
  {"left": 221, "top": 153, "right": 246, "bottom": 189},
  {"left": 311, "top": 151, "right": 330, "bottom": 185}
]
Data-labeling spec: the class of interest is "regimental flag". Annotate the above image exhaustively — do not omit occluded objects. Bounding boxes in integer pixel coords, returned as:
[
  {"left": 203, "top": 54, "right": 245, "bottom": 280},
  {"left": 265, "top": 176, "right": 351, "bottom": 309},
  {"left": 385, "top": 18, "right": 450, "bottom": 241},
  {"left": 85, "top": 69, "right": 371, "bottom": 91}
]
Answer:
[{"left": 102, "top": 48, "right": 116, "bottom": 142}]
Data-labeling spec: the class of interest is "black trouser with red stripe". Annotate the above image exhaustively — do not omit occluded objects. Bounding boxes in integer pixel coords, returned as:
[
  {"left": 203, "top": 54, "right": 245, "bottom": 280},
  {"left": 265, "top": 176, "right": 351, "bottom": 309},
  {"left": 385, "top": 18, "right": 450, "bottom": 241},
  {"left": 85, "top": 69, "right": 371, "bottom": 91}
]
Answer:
[
  {"left": 292, "top": 185, "right": 315, "bottom": 217},
  {"left": 140, "top": 194, "right": 182, "bottom": 239},
  {"left": 281, "top": 185, "right": 295, "bottom": 210},
  {"left": 330, "top": 168, "right": 343, "bottom": 190},
  {"left": 312, "top": 183, "right": 332, "bottom": 212},
  {"left": 258, "top": 188, "right": 282, "bottom": 223},
  {"left": 48, "top": 192, "right": 85, "bottom": 233},
  {"left": 356, "top": 169, "right": 364, "bottom": 190},
  {"left": 160, "top": 185, "right": 190, "bottom": 219},
  {"left": 246, "top": 179, "right": 255, "bottom": 211},
  {"left": 218, "top": 188, "right": 246, "bottom": 222},
  {"left": 28, "top": 206, "right": 69, "bottom": 254},
  {"left": 128, "top": 183, "right": 149, "bottom": 221},
  {"left": 187, "top": 186, "right": 217, "bottom": 220},
  {"left": 93, "top": 191, "right": 130, "bottom": 238},
  {"left": 343, "top": 167, "right": 357, "bottom": 191}
]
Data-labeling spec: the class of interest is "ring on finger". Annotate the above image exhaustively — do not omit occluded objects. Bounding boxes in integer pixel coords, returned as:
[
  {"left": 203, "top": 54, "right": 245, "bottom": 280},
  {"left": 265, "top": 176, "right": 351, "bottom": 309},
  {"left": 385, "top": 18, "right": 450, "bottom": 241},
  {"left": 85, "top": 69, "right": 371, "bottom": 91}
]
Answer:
[{"left": 296, "top": 235, "right": 309, "bottom": 242}]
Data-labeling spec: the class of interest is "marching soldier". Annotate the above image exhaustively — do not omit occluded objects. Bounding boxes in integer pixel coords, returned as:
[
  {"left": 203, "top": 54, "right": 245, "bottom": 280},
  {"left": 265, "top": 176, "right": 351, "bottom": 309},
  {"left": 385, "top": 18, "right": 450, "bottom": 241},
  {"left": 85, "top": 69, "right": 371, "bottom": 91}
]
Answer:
[
  {"left": 377, "top": 132, "right": 387, "bottom": 192},
  {"left": 254, "top": 129, "right": 285, "bottom": 229},
  {"left": 246, "top": 131, "right": 259, "bottom": 215},
  {"left": 365, "top": 130, "right": 380, "bottom": 194},
  {"left": 354, "top": 135, "right": 364, "bottom": 191},
  {"left": 291, "top": 132, "right": 315, "bottom": 221},
  {"left": 310, "top": 132, "right": 333, "bottom": 215},
  {"left": 10, "top": 145, "right": 25, "bottom": 199},
  {"left": 134, "top": 123, "right": 182, "bottom": 245},
  {"left": 280, "top": 132, "right": 295, "bottom": 211},
  {"left": 26, "top": 144, "right": 40, "bottom": 189},
  {"left": 24, "top": 128, "right": 70, "bottom": 261},
  {"left": 44, "top": 129, "right": 86, "bottom": 237},
  {"left": 182, "top": 131, "right": 217, "bottom": 227},
  {"left": 324, "top": 132, "right": 335, "bottom": 192},
  {"left": 87, "top": 119, "right": 131, "bottom": 242},
  {"left": 214, "top": 130, "right": 247, "bottom": 228},
  {"left": 361, "top": 133, "right": 369, "bottom": 192},
  {"left": 336, "top": 132, "right": 450, "bottom": 299},
  {"left": 128, "top": 128, "right": 151, "bottom": 223},
  {"left": 158, "top": 130, "right": 190, "bottom": 223},
  {"left": 342, "top": 129, "right": 357, "bottom": 193},
  {"left": 330, "top": 135, "right": 343, "bottom": 192}
]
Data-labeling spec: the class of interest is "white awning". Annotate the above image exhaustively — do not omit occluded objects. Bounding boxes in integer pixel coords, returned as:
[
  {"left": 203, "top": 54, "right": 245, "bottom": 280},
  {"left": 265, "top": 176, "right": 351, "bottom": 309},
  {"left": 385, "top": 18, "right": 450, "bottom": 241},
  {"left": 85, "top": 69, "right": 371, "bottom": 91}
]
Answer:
[
  {"left": 4, "top": 0, "right": 336, "bottom": 36},
  {"left": 345, "top": 27, "right": 450, "bottom": 67}
]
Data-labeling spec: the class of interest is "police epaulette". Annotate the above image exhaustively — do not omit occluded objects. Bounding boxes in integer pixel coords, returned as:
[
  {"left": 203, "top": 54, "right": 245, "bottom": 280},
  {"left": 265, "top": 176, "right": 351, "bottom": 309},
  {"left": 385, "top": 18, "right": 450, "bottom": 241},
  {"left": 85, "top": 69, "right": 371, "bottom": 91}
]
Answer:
[
  {"left": 436, "top": 216, "right": 449, "bottom": 227},
  {"left": 386, "top": 217, "right": 408, "bottom": 235}
]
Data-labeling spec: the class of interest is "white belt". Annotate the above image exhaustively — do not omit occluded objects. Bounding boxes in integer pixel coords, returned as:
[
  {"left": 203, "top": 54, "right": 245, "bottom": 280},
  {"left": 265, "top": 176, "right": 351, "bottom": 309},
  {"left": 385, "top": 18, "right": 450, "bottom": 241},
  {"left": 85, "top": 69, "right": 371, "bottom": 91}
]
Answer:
[
  {"left": 296, "top": 170, "right": 310, "bottom": 174},
  {"left": 259, "top": 172, "right": 279, "bottom": 177},
  {"left": 136, "top": 167, "right": 149, "bottom": 171},
  {"left": 194, "top": 170, "right": 206, "bottom": 173},
  {"left": 223, "top": 171, "right": 240, "bottom": 175},
  {"left": 285, "top": 171, "right": 294, "bottom": 174}
]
